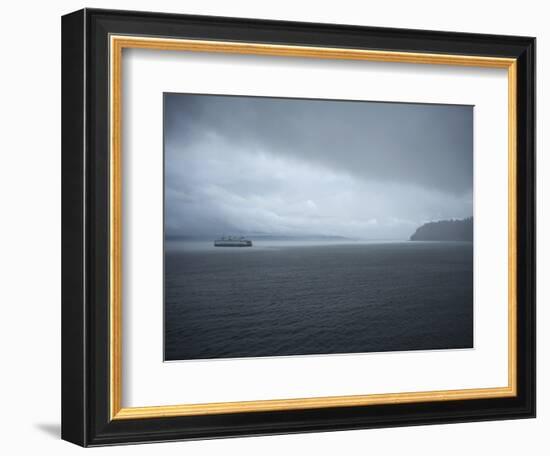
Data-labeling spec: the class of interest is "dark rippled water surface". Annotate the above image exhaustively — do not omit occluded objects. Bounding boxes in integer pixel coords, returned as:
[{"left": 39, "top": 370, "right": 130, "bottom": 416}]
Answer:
[{"left": 164, "top": 241, "right": 473, "bottom": 361}]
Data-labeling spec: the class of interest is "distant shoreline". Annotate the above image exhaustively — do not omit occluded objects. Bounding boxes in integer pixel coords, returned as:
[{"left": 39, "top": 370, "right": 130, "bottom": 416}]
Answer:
[{"left": 410, "top": 217, "right": 473, "bottom": 242}]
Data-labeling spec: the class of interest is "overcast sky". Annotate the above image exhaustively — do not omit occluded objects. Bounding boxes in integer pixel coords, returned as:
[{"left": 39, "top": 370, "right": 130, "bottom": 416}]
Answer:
[{"left": 164, "top": 93, "right": 473, "bottom": 240}]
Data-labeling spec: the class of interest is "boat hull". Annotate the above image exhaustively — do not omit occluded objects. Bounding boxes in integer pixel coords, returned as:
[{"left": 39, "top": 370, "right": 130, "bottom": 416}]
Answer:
[{"left": 214, "top": 240, "right": 253, "bottom": 247}]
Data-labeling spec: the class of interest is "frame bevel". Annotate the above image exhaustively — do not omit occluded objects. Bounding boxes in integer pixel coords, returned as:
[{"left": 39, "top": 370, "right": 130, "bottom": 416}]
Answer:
[{"left": 62, "top": 8, "right": 535, "bottom": 447}]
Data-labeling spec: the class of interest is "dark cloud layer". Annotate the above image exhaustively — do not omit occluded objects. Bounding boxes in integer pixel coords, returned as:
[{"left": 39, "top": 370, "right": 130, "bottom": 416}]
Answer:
[{"left": 164, "top": 93, "right": 473, "bottom": 239}]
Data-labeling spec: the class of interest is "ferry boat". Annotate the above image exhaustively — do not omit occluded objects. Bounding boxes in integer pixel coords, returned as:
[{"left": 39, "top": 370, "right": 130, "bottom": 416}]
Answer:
[{"left": 214, "top": 236, "right": 253, "bottom": 247}]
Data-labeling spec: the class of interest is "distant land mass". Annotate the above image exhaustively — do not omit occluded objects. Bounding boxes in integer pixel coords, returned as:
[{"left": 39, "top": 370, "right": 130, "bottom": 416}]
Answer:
[
  {"left": 245, "top": 234, "right": 354, "bottom": 242},
  {"left": 166, "top": 234, "right": 355, "bottom": 242},
  {"left": 410, "top": 217, "right": 473, "bottom": 241}
]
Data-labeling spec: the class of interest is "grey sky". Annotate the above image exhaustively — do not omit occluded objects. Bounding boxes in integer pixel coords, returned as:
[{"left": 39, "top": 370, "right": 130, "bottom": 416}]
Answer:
[{"left": 164, "top": 94, "right": 473, "bottom": 240}]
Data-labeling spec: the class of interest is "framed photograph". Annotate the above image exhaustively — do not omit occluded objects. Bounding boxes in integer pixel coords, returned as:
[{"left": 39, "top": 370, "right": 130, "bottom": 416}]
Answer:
[{"left": 62, "top": 8, "right": 535, "bottom": 446}]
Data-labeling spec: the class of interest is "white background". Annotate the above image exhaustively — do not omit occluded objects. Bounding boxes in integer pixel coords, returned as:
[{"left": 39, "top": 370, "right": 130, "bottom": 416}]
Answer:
[
  {"left": 0, "top": 0, "right": 545, "bottom": 454},
  {"left": 123, "top": 51, "right": 509, "bottom": 406}
]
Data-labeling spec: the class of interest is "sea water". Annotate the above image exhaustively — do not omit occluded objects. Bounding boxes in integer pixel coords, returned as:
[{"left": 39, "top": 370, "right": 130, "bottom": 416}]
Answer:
[{"left": 164, "top": 241, "right": 473, "bottom": 361}]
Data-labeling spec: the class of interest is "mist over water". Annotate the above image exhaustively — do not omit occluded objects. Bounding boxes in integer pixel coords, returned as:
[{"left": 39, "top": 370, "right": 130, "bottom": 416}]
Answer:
[{"left": 165, "top": 238, "right": 406, "bottom": 252}]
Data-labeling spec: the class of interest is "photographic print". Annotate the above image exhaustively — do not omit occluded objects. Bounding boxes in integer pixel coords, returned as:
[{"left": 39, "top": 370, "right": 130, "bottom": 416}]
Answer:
[{"left": 164, "top": 93, "right": 474, "bottom": 361}]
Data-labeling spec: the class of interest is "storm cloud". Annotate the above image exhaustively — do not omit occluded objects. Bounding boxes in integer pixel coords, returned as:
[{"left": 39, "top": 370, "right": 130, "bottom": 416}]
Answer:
[{"left": 164, "top": 94, "right": 473, "bottom": 240}]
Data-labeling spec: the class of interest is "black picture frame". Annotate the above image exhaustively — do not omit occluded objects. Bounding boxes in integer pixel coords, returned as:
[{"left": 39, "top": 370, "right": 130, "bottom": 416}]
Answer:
[{"left": 62, "top": 8, "right": 536, "bottom": 447}]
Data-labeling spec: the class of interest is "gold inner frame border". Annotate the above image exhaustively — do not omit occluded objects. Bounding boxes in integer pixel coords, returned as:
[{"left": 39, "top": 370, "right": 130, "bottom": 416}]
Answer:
[{"left": 109, "top": 35, "right": 517, "bottom": 420}]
